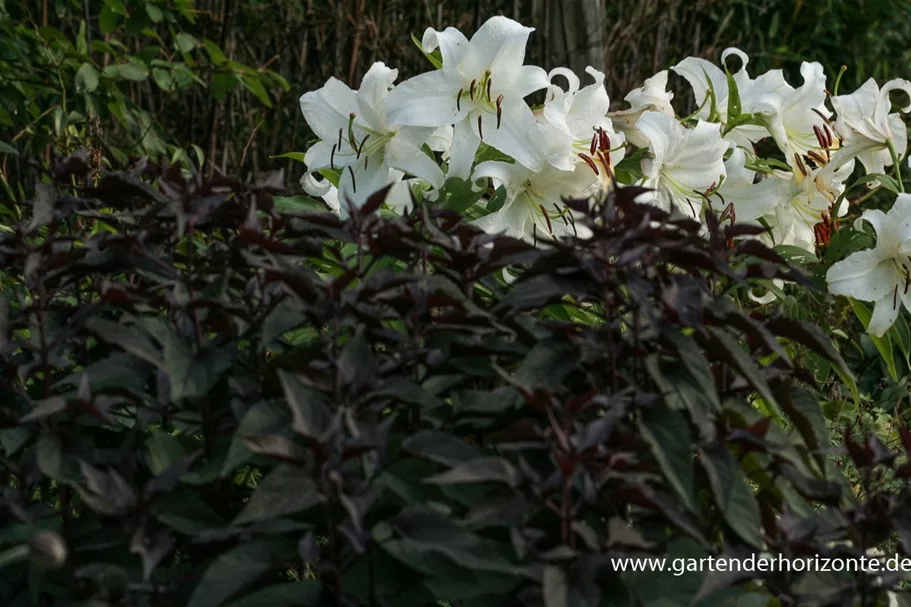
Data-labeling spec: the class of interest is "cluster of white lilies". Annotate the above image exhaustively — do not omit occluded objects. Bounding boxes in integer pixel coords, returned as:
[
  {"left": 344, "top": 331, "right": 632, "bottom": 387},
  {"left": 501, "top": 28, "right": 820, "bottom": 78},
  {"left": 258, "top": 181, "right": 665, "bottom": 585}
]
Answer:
[{"left": 297, "top": 16, "right": 911, "bottom": 337}]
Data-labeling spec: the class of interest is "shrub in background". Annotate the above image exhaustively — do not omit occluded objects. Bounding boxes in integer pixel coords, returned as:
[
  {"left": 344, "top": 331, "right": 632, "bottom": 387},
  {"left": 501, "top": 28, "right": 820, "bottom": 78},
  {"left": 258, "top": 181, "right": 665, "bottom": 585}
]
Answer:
[{"left": 1, "top": 153, "right": 909, "bottom": 606}]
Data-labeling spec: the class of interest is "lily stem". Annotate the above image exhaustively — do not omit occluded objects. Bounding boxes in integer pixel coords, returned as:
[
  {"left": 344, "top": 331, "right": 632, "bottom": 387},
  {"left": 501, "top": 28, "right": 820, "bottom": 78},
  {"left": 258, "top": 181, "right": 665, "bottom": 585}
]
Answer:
[{"left": 886, "top": 138, "right": 905, "bottom": 193}]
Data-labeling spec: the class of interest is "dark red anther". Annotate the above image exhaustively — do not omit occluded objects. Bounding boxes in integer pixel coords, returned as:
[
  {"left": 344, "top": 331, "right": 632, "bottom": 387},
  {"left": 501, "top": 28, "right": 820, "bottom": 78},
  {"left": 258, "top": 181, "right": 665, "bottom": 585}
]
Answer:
[
  {"left": 794, "top": 153, "right": 808, "bottom": 176},
  {"left": 807, "top": 150, "right": 827, "bottom": 166},
  {"left": 578, "top": 153, "right": 599, "bottom": 175},
  {"left": 539, "top": 204, "right": 554, "bottom": 235},
  {"left": 599, "top": 127, "right": 610, "bottom": 152}
]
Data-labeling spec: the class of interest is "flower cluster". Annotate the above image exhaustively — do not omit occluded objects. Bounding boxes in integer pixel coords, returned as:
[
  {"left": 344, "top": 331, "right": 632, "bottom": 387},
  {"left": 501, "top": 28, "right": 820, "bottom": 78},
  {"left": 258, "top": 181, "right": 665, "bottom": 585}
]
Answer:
[{"left": 298, "top": 16, "right": 911, "bottom": 336}]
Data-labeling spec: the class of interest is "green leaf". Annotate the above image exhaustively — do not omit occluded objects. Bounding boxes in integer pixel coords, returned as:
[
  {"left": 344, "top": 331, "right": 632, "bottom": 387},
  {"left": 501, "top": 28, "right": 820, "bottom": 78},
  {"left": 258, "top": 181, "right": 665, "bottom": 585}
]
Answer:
[
  {"left": 103, "top": 62, "right": 148, "bottom": 81},
  {"left": 890, "top": 312, "right": 911, "bottom": 369},
  {"left": 439, "top": 176, "right": 488, "bottom": 213},
  {"left": 233, "top": 465, "right": 322, "bottom": 525},
  {"left": 240, "top": 73, "right": 272, "bottom": 107},
  {"left": 0, "top": 141, "right": 18, "bottom": 155},
  {"left": 203, "top": 39, "right": 228, "bottom": 64},
  {"left": 410, "top": 32, "right": 442, "bottom": 69},
  {"left": 700, "top": 443, "right": 763, "bottom": 547},
  {"left": 99, "top": 5, "right": 119, "bottom": 33},
  {"left": 145, "top": 3, "right": 164, "bottom": 22},
  {"left": 76, "top": 20, "right": 88, "bottom": 55},
  {"left": 102, "top": 0, "right": 128, "bottom": 16},
  {"left": 852, "top": 299, "right": 898, "bottom": 382},
  {"left": 119, "top": 61, "right": 149, "bottom": 81},
  {"left": 187, "top": 539, "right": 295, "bottom": 607},
  {"left": 639, "top": 403, "right": 697, "bottom": 512},
  {"left": 270, "top": 152, "right": 306, "bottom": 163},
  {"left": 210, "top": 73, "right": 239, "bottom": 100},
  {"left": 75, "top": 63, "right": 99, "bottom": 93},
  {"left": 175, "top": 32, "right": 196, "bottom": 54},
  {"left": 723, "top": 64, "right": 742, "bottom": 121},
  {"left": 152, "top": 67, "right": 175, "bottom": 92},
  {"left": 486, "top": 185, "right": 508, "bottom": 213}
]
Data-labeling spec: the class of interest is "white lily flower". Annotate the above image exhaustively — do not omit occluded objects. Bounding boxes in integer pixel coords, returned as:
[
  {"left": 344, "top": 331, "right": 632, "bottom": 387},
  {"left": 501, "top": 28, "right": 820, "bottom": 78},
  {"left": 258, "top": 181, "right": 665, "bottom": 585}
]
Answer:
[
  {"left": 536, "top": 66, "right": 626, "bottom": 176},
  {"left": 715, "top": 147, "right": 792, "bottom": 223},
  {"left": 308, "top": 168, "right": 417, "bottom": 218},
  {"left": 426, "top": 125, "right": 454, "bottom": 154},
  {"left": 385, "top": 16, "right": 549, "bottom": 179},
  {"left": 762, "top": 156, "right": 855, "bottom": 251},
  {"left": 471, "top": 160, "right": 596, "bottom": 244},
  {"left": 636, "top": 111, "right": 728, "bottom": 220},
  {"left": 609, "top": 70, "right": 674, "bottom": 148},
  {"left": 826, "top": 194, "right": 911, "bottom": 336},
  {"left": 299, "top": 62, "right": 443, "bottom": 210},
  {"left": 831, "top": 78, "right": 911, "bottom": 175},
  {"left": 752, "top": 62, "right": 833, "bottom": 173},
  {"left": 672, "top": 48, "right": 789, "bottom": 148}
]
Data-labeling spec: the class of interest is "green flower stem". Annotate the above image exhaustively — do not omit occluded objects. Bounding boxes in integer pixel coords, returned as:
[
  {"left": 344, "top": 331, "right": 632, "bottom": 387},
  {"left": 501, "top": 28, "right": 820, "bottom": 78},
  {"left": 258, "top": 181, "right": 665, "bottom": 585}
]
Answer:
[{"left": 886, "top": 138, "right": 905, "bottom": 193}]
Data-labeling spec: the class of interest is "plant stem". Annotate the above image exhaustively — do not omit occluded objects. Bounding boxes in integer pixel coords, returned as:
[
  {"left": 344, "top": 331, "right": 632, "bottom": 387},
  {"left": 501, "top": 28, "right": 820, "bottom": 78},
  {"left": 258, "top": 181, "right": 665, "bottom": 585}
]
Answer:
[{"left": 886, "top": 138, "right": 905, "bottom": 193}]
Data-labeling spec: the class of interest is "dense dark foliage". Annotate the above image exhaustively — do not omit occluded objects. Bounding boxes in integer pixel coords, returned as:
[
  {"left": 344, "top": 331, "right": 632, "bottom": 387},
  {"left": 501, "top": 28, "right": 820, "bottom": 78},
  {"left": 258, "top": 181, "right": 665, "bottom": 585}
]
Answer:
[{"left": 2, "top": 153, "right": 911, "bottom": 606}]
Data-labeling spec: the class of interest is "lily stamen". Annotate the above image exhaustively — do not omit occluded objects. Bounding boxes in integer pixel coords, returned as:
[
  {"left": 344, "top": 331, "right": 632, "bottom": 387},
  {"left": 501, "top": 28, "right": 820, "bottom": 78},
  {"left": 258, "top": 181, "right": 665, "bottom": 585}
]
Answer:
[
  {"left": 337, "top": 128, "right": 343, "bottom": 150},
  {"left": 348, "top": 165, "right": 357, "bottom": 192},
  {"left": 794, "top": 153, "right": 808, "bottom": 176},
  {"left": 578, "top": 153, "right": 599, "bottom": 175},
  {"left": 330, "top": 143, "right": 337, "bottom": 170},
  {"left": 823, "top": 124, "right": 833, "bottom": 148},
  {"left": 469, "top": 79, "right": 477, "bottom": 101},
  {"left": 477, "top": 114, "right": 484, "bottom": 139},
  {"left": 813, "top": 125, "right": 827, "bottom": 150},
  {"left": 496, "top": 95, "right": 504, "bottom": 129},
  {"left": 553, "top": 203, "right": 568, "bottom": 226},
  {"left": 486, "top": 78, "right": 492, "bottom": 103},
  {"left": 599, "top": 128, "right": 610, "bottom": 152},
  {"left": 357, "top": 134, "right": 370, "bottom": 159},
  {"left": 347, "top": 113, "right": 357, "bottom": 152},
  {"left": 590, "top": 132, "right": 598, "bottom": 156},
  {"left": 457, "top": 89, "right": 463, "bottom": 112},
  {"left": 539, "top": 204, "right": 554, "bottom": 235},
  {"left": 807, "top": 150, "right": 827, "bottom": 166}
]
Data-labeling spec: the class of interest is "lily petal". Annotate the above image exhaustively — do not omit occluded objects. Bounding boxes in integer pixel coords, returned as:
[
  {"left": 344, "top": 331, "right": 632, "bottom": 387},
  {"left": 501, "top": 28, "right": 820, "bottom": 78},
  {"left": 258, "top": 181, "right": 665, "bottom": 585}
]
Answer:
[
  {"left": 826, "top": 248, "right": 899, "bottom": 302},
  {"left": 386, "top": 69, "right": 466, "bottom": 127}
]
